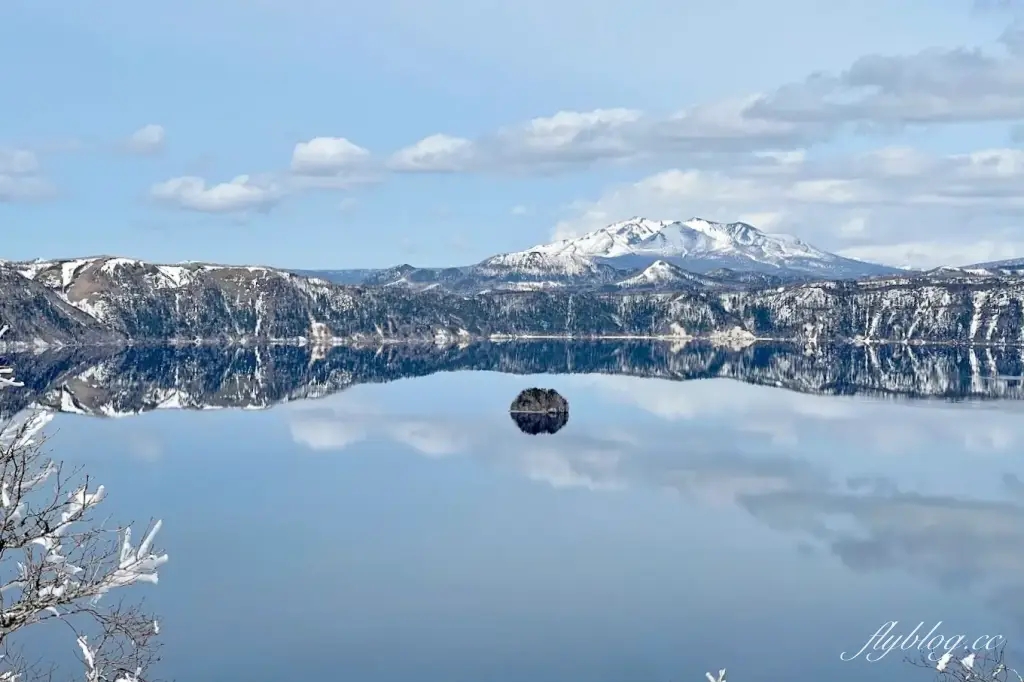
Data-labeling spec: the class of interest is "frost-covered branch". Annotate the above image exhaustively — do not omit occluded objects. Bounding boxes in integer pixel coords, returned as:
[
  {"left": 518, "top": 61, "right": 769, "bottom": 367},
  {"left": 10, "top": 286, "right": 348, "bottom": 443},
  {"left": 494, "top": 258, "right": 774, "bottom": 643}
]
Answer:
[
  {"left": 0, "top": 353, "right": 168, "bottom": 681},
  {"left": 908, "top": 644, "right": 1023, "bottom": 681}
]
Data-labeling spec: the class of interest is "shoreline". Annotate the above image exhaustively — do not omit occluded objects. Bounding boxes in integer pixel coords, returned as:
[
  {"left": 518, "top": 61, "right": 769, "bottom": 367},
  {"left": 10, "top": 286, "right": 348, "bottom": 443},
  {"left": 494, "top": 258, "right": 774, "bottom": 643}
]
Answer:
[{"left": 3, "top": 334, "right": 1024, "bottom": 351}]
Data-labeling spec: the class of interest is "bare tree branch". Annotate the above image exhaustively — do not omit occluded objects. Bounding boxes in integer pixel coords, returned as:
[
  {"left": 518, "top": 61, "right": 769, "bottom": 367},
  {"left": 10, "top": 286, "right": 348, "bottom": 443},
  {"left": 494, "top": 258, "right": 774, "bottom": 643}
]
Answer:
[
  {"left": 906, "top": 643, "right": 1024, "bottom": 682},
  {"left": 0, "top": 341, "right": 168, "bottom": 682}
]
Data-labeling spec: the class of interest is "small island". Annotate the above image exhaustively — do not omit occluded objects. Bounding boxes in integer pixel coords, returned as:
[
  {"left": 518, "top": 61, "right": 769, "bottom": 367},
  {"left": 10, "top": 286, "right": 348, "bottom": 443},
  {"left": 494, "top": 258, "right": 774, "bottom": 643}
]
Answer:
[
  {"left": 510, "top": 388, "right": 569, "bottom": 414},
  {"left": 509, "top": 388, "right": 569, "bottom": 434}
]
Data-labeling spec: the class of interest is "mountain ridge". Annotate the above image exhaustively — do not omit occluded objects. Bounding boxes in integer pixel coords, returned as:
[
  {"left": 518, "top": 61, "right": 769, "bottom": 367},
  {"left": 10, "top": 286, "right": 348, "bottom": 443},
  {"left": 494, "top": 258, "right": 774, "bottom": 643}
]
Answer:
[{"left": 2, "top": 255, "right": 1024, "bottom": 348}]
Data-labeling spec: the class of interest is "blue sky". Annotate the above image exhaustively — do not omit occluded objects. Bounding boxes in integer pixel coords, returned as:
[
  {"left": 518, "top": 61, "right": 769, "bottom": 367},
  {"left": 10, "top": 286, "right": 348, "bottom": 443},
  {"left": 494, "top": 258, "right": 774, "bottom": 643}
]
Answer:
[{"left": 3, "top": 0, "right": 1024, "bottom": 268}]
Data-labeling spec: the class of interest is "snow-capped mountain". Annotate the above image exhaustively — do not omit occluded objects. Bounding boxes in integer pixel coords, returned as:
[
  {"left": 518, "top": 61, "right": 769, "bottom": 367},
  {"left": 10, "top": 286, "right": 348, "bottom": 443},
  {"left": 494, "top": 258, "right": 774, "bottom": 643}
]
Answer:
[
  {"left": 521, "top": 217, "right": 901, "bottom": 279},
  {"left": 290, "top": 216, "right": 904, "bottom": 293}
]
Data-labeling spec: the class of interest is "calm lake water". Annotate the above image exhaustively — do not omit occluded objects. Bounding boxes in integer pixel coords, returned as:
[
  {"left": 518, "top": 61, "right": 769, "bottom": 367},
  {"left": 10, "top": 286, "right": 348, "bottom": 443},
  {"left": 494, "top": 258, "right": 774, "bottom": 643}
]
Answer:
[{"left": 9, "top": 346, "right": 1024, "bottom": 681}]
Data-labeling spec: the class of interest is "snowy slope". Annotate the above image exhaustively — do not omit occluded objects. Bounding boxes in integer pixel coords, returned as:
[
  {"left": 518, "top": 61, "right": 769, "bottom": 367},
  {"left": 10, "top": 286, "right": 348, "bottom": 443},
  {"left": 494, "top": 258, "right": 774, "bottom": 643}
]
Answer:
[
  {"left": 615, "top": 260, "right": 720, "bottom": 290},
  {"left": 522, "top": 216, "right": 901, "bottom": 279},
  {"left": 532, "top": 218, "right": 667, "bottom": 259},
  {"left": 472, "top": 250, "right": 621, "bottom": 281}
]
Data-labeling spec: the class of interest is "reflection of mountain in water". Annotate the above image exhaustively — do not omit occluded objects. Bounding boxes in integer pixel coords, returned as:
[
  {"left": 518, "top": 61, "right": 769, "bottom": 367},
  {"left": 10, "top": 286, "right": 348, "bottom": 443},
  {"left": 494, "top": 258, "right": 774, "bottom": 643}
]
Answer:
[
  {"left": 2, "top": 340, "right": 1024, "bottom": 418},
  {"left": 510, "top": 411, "right": 569, "bottom": 435}
]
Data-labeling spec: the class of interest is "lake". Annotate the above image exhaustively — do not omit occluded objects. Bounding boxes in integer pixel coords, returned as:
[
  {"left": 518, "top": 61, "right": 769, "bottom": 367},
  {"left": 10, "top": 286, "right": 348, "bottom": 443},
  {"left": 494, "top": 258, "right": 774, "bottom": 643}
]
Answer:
[{"left": 3, "top": 341, "right": 1024, "bottom": 681}]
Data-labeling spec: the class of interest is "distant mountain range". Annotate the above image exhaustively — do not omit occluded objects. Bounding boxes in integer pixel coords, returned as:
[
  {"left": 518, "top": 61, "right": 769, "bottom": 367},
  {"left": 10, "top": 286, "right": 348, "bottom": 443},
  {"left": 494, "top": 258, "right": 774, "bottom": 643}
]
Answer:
[
  {"left": 4, "top": 216, "right": 1024, "bottom": 348},
  {"left": 963, "top": 257, "right": 1024, "bottom": 275},
  {"left": 295, "top": 216, "right": 904, "bottom": 292},
  {"left": 2, "top": 252, "right": 1024, "bottom": 347}
]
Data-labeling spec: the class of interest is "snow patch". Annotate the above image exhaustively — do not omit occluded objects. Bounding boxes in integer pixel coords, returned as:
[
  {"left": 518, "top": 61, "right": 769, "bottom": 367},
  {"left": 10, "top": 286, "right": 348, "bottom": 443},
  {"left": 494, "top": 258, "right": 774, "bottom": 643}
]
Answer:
[
  {"left": 478, "top": 250, "right": 603, "bottom": 277},
  {"left": 61, "top": 259, "right": 93, "bottom": 288},
  {"left": 153, "top": 265, "right": 194, "bottom": 289},
  {"left": 14, "top": 260, "right": 54, "bottom": 281},
  {"left": 99, "top": 257, "right": 142, "bottom": 275}
]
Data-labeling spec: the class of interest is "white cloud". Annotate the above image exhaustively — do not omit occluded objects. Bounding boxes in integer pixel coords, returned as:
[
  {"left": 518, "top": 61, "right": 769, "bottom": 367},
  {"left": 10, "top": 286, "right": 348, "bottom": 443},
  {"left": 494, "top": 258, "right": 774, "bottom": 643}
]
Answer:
[
  {"left": 291, "top": 136, "right": 370, "bottom": 175},
  {"left": 0, "top": 149, "right": 40, "bottom": 175},
  {"left": 735, "top": 211, "right": 784, "bottom": 231},
  {"left": 388, "top": 134, "right": 475, "bottom": 172},
  {"left": 513, "top": 108, "right": 641, "bottom": 154},
  {"left": 126, "top": 124, "right": 166, "bottom": 155},
  {"left": 0, "top": 175, "right": 55, "bottom": 203},
  {"left": 836, "top": 215, "right": 868, "bottom": 237},
  {"left": 511, "top": 204, "right": 529, "bottom": 216},
  {"left": 0, "top": 149, "right": 54, "bottom": 203},
  {"left": 150, "top": 174, "right": 281, "bottom": 213}
]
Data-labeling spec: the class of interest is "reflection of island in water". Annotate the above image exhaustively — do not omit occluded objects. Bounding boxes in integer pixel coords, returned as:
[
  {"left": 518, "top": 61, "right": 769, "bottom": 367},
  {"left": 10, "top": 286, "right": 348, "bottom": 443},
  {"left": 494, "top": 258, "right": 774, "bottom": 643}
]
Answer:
[
  {"left": 3, "top": 340, "right": 1024, "bottom": 418},
  {"left": 510, "top": 411, "right": 569, "bottom": 435},
  {"left": 509, "top": 388, "right": 569, "bottom": 435}
]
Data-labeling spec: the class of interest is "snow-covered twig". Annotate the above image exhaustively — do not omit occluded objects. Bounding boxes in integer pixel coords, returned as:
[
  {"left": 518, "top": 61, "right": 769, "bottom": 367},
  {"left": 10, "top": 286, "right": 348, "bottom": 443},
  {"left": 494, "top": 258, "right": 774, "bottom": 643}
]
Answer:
[
  {"left": 0, "top": 361, "right": 168, "bottom": 681},
  {"left": 909, "top": 643, "right": 1022, "bottom": 681}
]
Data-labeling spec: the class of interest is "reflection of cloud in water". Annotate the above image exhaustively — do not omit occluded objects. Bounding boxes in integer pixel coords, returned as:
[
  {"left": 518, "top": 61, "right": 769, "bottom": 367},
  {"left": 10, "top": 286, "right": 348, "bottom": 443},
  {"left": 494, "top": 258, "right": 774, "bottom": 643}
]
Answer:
[
  {"left": 390, "top": 421, "right": 469, "bottom": 457},
  {"left": 125, "top": 432, "right": 163, "bottom": 462},
  {"left": 291, "top": 419, "right": 367, "bottom": 451},
  {"left": 577, "top": 374, "right": 1024, "bottom": 456},
  {"left": 284, "top": 377, "right": 1024, "bottom": 632},
  {"left": 288, "top": 394, "right": 376, "bottom": 451},
  {"left": 587, "top": 376, "right": 1024, "bottom": 639},
  {"left": 285, "top": 393, "right": 628, "bottom": 490}
]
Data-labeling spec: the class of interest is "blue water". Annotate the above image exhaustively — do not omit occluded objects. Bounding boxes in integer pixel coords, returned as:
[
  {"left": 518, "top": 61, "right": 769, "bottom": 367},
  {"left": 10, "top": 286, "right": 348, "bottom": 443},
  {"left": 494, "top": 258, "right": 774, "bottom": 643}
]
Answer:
[{"left": 30, "top": 371, "right": 1024, "bottom": 681}]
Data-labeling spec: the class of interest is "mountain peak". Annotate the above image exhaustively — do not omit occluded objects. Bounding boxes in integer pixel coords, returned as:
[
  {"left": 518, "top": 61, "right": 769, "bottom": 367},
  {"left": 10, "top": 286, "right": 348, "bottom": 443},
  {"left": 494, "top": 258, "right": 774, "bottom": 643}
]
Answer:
[{"left": 513, "top": 216, "right": 902, "bottom": 279}]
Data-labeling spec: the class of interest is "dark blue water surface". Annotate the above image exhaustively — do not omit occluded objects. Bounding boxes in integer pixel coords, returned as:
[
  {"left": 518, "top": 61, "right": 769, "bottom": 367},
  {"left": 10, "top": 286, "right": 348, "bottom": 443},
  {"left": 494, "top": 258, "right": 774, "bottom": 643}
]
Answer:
[{"left": 27, "top": 370, "right": 1024, "bottom": 681}]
